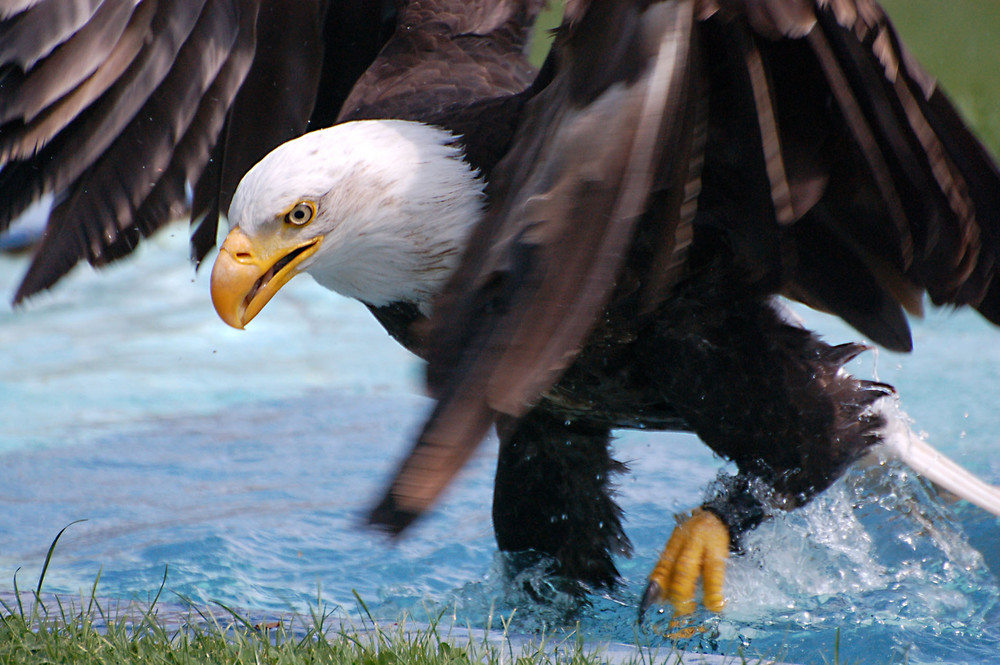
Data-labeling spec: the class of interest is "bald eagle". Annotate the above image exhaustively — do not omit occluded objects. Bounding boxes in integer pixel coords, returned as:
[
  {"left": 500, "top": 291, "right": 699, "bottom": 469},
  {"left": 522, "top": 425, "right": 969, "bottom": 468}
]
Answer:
[{"left": 3, "top": 0, "right": 1000, "bottom": 617}]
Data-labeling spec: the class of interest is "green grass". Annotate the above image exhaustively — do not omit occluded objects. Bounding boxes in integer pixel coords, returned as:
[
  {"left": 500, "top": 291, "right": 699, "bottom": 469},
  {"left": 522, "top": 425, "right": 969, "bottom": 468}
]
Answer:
[{"left": 0, "top": 596, "right": 585, "bottom": 665}]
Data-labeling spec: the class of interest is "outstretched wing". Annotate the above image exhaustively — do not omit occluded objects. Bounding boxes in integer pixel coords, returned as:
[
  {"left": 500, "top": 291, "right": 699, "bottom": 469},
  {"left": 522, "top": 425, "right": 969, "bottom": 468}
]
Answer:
[
  {"left": 0, "top": 0, "right": 389, "bottom": 303},
  {"left": 716, "top": 0, "right": 1000, "bottom": 348},
  {"left": 370, "top": 0, "right": 1000, "bottom": 531}
]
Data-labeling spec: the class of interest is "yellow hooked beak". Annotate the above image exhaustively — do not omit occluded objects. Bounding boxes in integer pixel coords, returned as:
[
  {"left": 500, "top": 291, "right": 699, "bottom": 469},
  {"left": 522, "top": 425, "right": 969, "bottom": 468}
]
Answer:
[{"left": 210, "top": 226, "right": 322, "bottom": 329}]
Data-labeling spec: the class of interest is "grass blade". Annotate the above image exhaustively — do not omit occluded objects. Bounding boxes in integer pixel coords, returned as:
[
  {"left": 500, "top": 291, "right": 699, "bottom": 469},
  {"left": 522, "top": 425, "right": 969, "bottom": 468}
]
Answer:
[{"left": 36, "top": 520, "right": 88, "bottom": 597}]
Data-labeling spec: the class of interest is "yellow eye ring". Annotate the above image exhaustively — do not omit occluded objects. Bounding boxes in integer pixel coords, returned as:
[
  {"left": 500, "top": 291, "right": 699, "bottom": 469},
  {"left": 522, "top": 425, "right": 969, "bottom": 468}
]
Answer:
[{"left": 285, "top": 201, "right": 315, "bottom": 226}]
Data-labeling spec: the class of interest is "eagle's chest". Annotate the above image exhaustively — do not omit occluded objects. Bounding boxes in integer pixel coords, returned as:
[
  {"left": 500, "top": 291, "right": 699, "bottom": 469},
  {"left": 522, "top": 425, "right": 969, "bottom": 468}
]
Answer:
[{"left": 540, "top": 315, "right": 691, "bottom": 432}]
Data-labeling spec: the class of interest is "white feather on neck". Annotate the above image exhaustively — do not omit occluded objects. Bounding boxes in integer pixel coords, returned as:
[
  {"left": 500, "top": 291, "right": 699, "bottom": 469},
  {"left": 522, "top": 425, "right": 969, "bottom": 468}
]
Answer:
[{"left": 230, "top": 119, "right": 485, "bottom": 315}]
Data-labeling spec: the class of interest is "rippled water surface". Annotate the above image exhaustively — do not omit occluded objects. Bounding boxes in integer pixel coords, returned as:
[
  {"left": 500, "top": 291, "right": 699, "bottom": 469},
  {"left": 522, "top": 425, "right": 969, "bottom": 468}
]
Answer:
[{"left": 2, "top": 227, "right": 999, "bottom": 665}]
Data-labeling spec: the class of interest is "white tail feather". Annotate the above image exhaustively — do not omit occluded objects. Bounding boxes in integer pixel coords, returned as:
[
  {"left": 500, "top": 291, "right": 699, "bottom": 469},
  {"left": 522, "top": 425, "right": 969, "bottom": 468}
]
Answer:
[{"left": 873, "top": 398, "right": 1000, "bottom": 517}]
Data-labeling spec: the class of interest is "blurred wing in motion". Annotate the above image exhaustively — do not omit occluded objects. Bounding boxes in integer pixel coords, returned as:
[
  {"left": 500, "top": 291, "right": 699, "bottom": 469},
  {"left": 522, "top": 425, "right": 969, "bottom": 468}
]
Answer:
[{"left": 371, "top": 0, "right": 705, "bottom": 528}]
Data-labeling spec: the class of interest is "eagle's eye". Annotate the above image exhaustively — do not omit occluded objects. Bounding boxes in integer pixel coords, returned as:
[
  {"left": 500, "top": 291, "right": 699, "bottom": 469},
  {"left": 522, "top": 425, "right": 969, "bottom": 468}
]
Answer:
[{"left": 285, "top": 201, "right": 316, "bottom": 226}]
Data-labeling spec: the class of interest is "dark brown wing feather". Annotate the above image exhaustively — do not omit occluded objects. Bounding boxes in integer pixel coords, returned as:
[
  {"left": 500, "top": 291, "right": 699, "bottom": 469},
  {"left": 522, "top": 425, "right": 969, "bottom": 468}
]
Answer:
[
  {"left": 1, "top": 0, "right": 260, "bottom": 301},
  {"left": 0, "top": 0, "right": 395, "bottom": 302},
  {"left": 371, "top": 0, "right": 1000, "bottom": 531},
  {"left": 755, "top": 0, "right": 1000, "bottom": 348},
  {"left": 0, "top": 0, "right": 137, "bottom": 126},
  {"left": 340, "top": 0, "right": 541, "bottom": 118},
  {"left": 681, "top": 0, "right": 1000, "bottom": 349},
  {"left": 337, "top": 0, "right": 544, "bottom": 176},
  {"left": 11, "top": 0, "right": 255, "bottom": 301},
  {"left": 0, "top": 0, "right": 104, "bottom": 69}
]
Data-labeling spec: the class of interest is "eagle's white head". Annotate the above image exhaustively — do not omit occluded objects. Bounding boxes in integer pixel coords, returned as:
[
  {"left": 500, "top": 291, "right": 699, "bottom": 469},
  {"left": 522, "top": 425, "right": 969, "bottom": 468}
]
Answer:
[{"left": 211, "top": 119, "right": 484, "bottom": 328}]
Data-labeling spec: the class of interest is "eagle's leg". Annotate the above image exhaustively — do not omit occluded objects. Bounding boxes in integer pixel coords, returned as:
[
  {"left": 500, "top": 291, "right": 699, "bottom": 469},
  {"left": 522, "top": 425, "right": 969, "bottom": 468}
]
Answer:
[
  {"left": 638, "top": 292, "right": 894, "bottom": 616},
  {"left": 492, "top": 409, "right": 632, "bottom": 591}
]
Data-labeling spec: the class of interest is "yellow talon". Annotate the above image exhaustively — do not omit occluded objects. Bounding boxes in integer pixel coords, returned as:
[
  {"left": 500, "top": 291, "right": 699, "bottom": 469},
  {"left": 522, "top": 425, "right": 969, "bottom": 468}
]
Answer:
[{"left": 640, "top": 508, "right": 729, "bottom": 619}]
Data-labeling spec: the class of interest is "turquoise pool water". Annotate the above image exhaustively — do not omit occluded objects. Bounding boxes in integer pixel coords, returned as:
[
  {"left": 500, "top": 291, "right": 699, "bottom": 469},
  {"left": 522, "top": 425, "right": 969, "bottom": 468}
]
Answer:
[{"left": 1, "top": 228, "right": 999, "bottom": 664}]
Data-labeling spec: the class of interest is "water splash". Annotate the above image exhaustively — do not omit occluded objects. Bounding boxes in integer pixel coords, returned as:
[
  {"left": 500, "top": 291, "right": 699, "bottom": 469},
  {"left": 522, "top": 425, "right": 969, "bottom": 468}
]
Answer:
[{"left": 627, "top": 453, "right": 1000, "bottom": 663}]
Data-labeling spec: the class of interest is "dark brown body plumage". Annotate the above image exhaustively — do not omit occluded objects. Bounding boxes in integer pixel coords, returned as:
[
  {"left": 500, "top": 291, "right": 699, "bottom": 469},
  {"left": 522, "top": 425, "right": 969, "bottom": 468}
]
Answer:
[{"left": 4, "top": 0, "right": 1000, "bottom": 594}]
